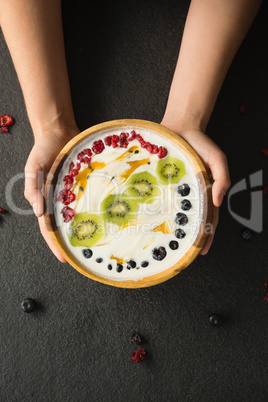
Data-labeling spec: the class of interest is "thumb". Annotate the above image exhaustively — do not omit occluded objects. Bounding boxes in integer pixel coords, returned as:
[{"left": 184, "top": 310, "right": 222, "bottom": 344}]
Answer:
[
  {"left": 210, "top": 151, "right": 231, "bottom": 207},
  {"left": 24, "top": 170, "right": 44, "bottom": 217}
]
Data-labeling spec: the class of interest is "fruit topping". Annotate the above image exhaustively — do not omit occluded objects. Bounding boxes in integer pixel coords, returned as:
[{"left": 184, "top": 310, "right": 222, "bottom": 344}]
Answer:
[
  {"left": 181, "top": 199, "right": 192, "bottom": 211},
  {"left": 175, "top": 228, "right": 186, "bottom": 239},
  {"left": 169, "top": 240, "right": 179, "bottom": 250},
  {"left": 127, "top": 260, "right": 136, "bottom": 269},
  {"left": 96, "top": 258, "right": 103, "bottom": 263},
  {"left": 101, "top": 194, "right": 138, "bottom": 226},
  {"left": 174, "top": 212, "right": 188, "bottom": 225},
  {"left": 130, "top": 332, "right": 143, "bottom": 345},
  {"left": 58, "top": 189, "right": 76, "bottom": 205},
  {"left": 177, "top": 184, "right": 190, "bottom": 196},
  {"left": 131, "top": 349, "right": 146, "bottom": 363},
  {"left": 0, "top": 208, "right": 7, "bottom": 213},
  {"left": 69, "top": 213, "right": 105, "bottom": 247},
  {"left": 104, "top": 136, "right": 112, "bottom": 146},
  {"left": 92, "top": 139, "right": 105, "bottom": 154},
  {"left": 141, "top": 261, "right": 149, "bottom": 268},
  {"left": 116, "top": 264, "right": 123, "bottom": 272},
  {"left": 107, "top": 264, "right": 113, "bottom": 270},
  {"left": 61, "top": 206, "right": 75, "bottom": 223},
  {"left": 125, "top": 172, "right": 159, "bottom": 204},
  {"left": 82, "top": 248, "right": 93, "bottom": 259},
  {"left": 152, "top": 246, "right": 167, "bottom": 261},
  {"left": 63, "top": 175, "right": 74, "bottom": 190},
  {"left": 158, "top": 146, "right": 168, "bottom": 159},
  {"left": 21, "top": 298, "right": 36, "bottom": 313},
  {"left": 156, "top": 156, "right": 186, "bottom": 184}
]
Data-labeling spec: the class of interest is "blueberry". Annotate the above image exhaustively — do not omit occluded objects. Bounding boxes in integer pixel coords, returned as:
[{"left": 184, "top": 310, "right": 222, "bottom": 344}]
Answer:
[
  {"left": 209, "top": 315, "right": 222, "bottom": 327},
  {"left": 152, "top": 247, "right": 166, "bottom": 261},
  {"left": 177, "top": 183, "right": 190, "bottom": 196},
  {"left": 241, "top": 228, "right": 253, "bottom": 240},
  {"left": 116, "top": 264, "right": 123, "bottom": 273},
  {"left": 175, "top": 228, "right": 186, "bottom": 239},
  {"left": 169, "top": 241, "right": 179, "bottom": 250},
  {"left": 181, "top": 199, "right": 192, "bottom": 211},
  {"left": 96, "top": 258, "right": 103, "bottom": 263},
  {"left": 21, "top": 298, "right": 36, "bottom": 313},
  {"left": 127, "top": 260, "right": 136, "bottom": 269},
  {"left": 141, "top": 261, "right": 149, "bottom": 268},
  {"left": 107, "top": 264, "right": 113, "bottom": 270},
  {"left": 82, "top": 249, "right": 93, "bottom": 259},
  {"left": 174, "top": 212, "right": 188, "bottom": 225}
]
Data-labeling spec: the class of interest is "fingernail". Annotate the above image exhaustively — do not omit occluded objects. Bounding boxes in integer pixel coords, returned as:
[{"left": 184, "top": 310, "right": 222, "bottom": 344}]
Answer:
[
  {"left": 33, "top": 203, "right": 38, "bottom": 216},
  {"left": 219, "top": 193, "right": 224, "bottom": 206}
]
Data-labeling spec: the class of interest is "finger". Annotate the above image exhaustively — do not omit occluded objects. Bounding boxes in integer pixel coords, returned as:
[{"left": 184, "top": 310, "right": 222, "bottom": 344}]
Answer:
[
  {"left": 24, "top": 171, "right": 44, "bottom": 217},
  {"left": 200, "top": 206, "right": 219, "bottom": 255},
  {"left": 38, "top": 216, "right": 67, "bottom": 263},
  {"left": 209, "top": 152, "right": 231, "bottom": 207}
]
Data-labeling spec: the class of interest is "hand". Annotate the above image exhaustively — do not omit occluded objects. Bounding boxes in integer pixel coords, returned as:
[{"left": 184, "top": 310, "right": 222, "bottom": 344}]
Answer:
[
  {"left": 161, "top": 123, "right": 231, "bottom": 255},
  {"left": 24, "top": 126, "right": 80, "bottom": 262}
]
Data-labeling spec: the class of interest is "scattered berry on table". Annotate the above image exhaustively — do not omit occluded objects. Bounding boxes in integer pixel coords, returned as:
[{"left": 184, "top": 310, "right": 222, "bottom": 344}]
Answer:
[
  {"left": 181, "top": 199, "right": 192, "bottom": 211},
  {"left": 0, "top": 127, "right": 9, "bottom": 133},
  {"left": 260, "top": 147, "right": 268, "bottom": 157},
  {"left": 175, "top": 228, "right": 186, "bottom": 239},
  {"left": 263, "top": 184, "right": 268, "bottom": 194},
  {"left": 96, "top": 258, "right": 103, "bottom": 263},
  {"left": 239, "top": 103, "right": 248, "bottom": 114},
  {"left": 209, "top": 314, "right": 222, "bottom": 327},
  {"left": 177, "top": 183, "right": 190, "bottom": 196},
  {"left": 131, "top": 349, "right": 146, "bottom": 363},
  {"left": 174, "top": 212, "right": 188, "bottom": 225},
  {"left": 169, "top": 240, "right": 179, "bottom": 250},
  {"left": 265, "top": 280, "right": 268, "bottom": 291},
  {"left": 141, "top": 261, "right": 149, "bottom": 268},
  {"left": 0, "top": 208, "right": 7, "bottom": 213},
  {"left": 264, "top": 293, "right": 268, "bottom": 302},
  {"left": 152, "top": 246, "right": 167, "bottom": 261},
  {"left": 0, "top": 114, "right": 13, "bottom": 126},
  {"left": 21, "top": 298, "right": 36, "bottom": 313},
  {"left": 130, "top": 332, "right": 143, "bottom": 346},
  {"left": 61, "top": 206, "right": 75, "bottom": 223},
  {"left": 241, "top": 228, "right": 253, "bottom": 240},
  {"left": 82, "top": 248, "right": 93, "bottom": 259}
]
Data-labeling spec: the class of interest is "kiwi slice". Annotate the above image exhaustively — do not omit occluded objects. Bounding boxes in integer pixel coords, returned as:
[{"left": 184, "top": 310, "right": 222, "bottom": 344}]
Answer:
[
  {"left": 69, "top": 213, "right": 105, "bottom": 247},
  {"left": 101, "top": 193, "right": 138, "bottom": 226},
  {"left": 125, "top": 172, "right": 159, "bottom": 204},
  {"left": 156, "top": 156, "right": 186, "bottom": 185}
]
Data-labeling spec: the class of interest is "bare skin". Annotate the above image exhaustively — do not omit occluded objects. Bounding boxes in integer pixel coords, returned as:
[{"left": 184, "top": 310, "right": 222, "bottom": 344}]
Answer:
[{"left": 0, "top": 0, "right": 262, "bottom": 261}]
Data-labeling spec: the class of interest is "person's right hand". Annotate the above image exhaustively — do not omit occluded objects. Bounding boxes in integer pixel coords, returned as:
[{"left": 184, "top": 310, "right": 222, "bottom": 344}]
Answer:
[
  {"left": 24, "top": 126, "right": 80, "bottom": 262},
  {"left": 161, "top": 123, "right": 231, "bottom": 255}
]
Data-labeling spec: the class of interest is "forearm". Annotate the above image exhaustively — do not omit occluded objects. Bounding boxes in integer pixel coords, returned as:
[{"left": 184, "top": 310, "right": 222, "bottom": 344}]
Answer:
[
  {"left": 162, "top": 0, "right": 262, "bottom": 133},
  {"left": 0, "top": 0, "right": 76, "bottom": 137}
]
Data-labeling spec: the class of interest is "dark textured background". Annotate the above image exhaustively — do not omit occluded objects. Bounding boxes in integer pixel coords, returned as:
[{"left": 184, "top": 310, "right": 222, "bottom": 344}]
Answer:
[{"left": 1, "top": 1, "right": 268, "bottom": 401}]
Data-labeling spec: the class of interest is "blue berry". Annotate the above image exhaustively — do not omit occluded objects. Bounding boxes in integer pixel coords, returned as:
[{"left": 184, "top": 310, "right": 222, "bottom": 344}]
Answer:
[
  {"left": 141, "top": 261, "right": 149, "bottom": 268},
  {"left": 82, "top": 249, "right": 93, "bottom": 258},
  {"left": 181, "top": 199, "right": 191, "bottom": 211},
  {"left": 107, "top": 264, "right": 112, "bottom": 270},
  {"left": 169, "top": 241, "right": 179, "bottom": 250},
  {"left": 116, "top": 264, "right": 123, "bottom": 273},
  {"left": 177, "top": 183, "right": 190, "bottom": 196},
  {"left": 152, "top": 247, "right": 166, "bottom": 261},
  {"left": 21, "top": 298, "right": 36, "bottom": 313},
  {"left": 127, "top": 260, "right": 136, "bottom": 269},
  {"left": 209, "top": 315, "right": 222, "bottom": 327},
  {"left": 175, "top": 228, "right": 186, "bottom": 239},
  {"left": 241, "top": 229, "right": 253, "bottom": 240},
  {"left": 174, "top": 212, "right": 188, "bottom": 225},
  {"left": 96, "top": 258, "right": 103, "bottom": 263}
]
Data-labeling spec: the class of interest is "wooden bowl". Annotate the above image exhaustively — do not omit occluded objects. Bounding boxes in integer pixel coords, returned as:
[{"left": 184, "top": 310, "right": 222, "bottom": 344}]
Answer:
[{"left": 44, "top": 119, "right": 212, "bottom": 288}]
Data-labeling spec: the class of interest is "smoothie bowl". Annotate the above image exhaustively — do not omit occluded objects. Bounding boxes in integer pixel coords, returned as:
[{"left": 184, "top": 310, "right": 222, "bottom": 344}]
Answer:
[{"left": 44, "top": 119, "right": 212, "bottom": 288}]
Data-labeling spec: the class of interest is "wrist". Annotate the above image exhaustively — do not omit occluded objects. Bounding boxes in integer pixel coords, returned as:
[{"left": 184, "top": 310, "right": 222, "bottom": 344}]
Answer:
[{"left": 161, "top": 109, "right": 207, "bottom": 138}]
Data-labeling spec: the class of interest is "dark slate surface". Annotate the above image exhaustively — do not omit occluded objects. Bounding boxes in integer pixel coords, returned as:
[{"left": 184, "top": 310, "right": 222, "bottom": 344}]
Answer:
[{"left": 1, "top": 1, "right": 268, "bottom": 401}]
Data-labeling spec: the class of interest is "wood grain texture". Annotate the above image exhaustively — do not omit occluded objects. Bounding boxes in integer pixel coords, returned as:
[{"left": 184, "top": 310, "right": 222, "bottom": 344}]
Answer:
[{"left": 44, "top": 119, "right": 213, "bottom": 288}]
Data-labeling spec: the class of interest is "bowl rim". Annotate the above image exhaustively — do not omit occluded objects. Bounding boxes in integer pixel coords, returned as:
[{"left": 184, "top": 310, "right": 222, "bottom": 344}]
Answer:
[{"left": 44, "top": 119, "right": 213, "bottom": 288}]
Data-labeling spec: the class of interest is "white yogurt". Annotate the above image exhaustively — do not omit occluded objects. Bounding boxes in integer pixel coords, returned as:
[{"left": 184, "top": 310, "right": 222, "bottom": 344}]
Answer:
[{"left": 54, "top": 126, "right": 203, "bottom": 281}]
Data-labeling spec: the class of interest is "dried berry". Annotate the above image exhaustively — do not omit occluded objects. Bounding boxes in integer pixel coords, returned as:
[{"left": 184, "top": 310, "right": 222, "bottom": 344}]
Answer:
[
  {"left": 61, "top": 206, "right": 75, "bottom": 222},
  {"left": 130, "top": 332, "right": 143, "bottom": 345},
  {"left": 0, "top": 114, "right": 13, "bottom": 126},
  {"left": 92, "top": 140, "right": 105, "bottom": 154},
  {"left": 131, "top": 349, "right": 146, "bottom": 363},
  {"left": 209, "top": 314, "right": 222, "bottom": 327},
  {"left": 21, "top": 298, "right": 36, "bottom": 313}
]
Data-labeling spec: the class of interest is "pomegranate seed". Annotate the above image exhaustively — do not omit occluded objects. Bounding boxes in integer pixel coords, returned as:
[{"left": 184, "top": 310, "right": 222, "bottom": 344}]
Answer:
[
  {"left": 63, "top": 175, "right": 74, "bottom": 190},
  {"left": 58, "top": 189, "right": 76, "bottom": 205},
  {"left": 152, "top": 145, "right": 159, "bottom": 154},
  {"left": 158, "top": 146, "right": 167, "bottom": 159},
  {"left": 0, "top": 208, "right": 7, "bottom": 213},
  {"left": 263, "top": 185, "right": 268, "bottom": 194},
  {"left": 120, "top": 132, "right": 127, "bottom": 141},
  {"left": 0, "top": 114, "right": 13, "bottom": 126},
  {"left": 92, "top": 140, "right": 105, "bottom": 154},
  {"left": 137, "top": 134, "right": 143, "bottom": 142},
  {"left": 112, "top": 134, "right": 119, "bottom": 143},
  {"left": 0, "top": 127, "right": 9, "bottom": 133},
  {"left": 104, "top": 136, "right": 112, "bottom": 146},
  {"left": 69, "top": 162, "right": 75, "bottom": 171},
  {"left": 239, "top": 104, "right": 248, "bottom": 114},
  {"left": 265, "top": 280, "right": 268, "bottom": 291},
  {"left": 112, "top": 140, "right": 118, "bottom": 148},
  {"left": 128, "top": 131, "right": 137, "bottom": 141},
  {"left": 61, "top": 206, "right": 75, "bottom": 223},
  {"left": 264, "top": 293, "right": 268, "bottom": 302},
  {"left": 131, "top": 349, "right": 146, "bottom": 363},
  {"left": 123, "top": 141, "right": 128, "bottom": 148},
  {"left": 146, "top": 143, "right": 154, "bottom": 153},
  {"left": 84, "top": 148, "right": 92, "bottom": 156},
  {"left": 260, "top": 147, "right": 268, "bottom": 157}
]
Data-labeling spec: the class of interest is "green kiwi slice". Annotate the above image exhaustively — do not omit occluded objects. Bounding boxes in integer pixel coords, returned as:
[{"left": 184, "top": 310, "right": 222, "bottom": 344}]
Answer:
[
  {"left": 125, "top": 171, "right": 159, "bottom": 204},
  {"left": 156, "top": 156, "right": 186, "bottom": 185},
  {"left": 69, "top": 213, "right": 105, "bottom": 247},
  {"left": 101, "top": 193, "right": 138, "bottom": 226}
]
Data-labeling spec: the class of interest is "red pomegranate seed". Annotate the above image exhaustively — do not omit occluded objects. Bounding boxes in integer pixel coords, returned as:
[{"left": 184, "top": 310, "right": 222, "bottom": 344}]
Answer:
[
  {"left": 152, "top": 145, "right": 159, "bottom": 154},
  {"left": 104, "top": 136, "right": 112, "bottom": 146},
  {"left": 0, "top": 208, "right": 7, "bottom": 213},
  {"left": 264, "top": 293, "right": 268, "bottom": 302},
  {"left": 84, "top": 148, "right": 92, "bottom": 156},
  {"left": 92, "top": 140, "right": 105, "bottom": 154},
  {"left": 158, "top": 146, "right": 167, "bottom": 159},
  {"left": 137, "top": 134, "right": 143, "bottom": 142},
  {"left": 260, "top": 147, "right": 268, "bottom": 157},
  {"left": 58, "top": 189, "right": 76, "bottom": 205},
  {"left": 69, "top": 162, "right": 75, "bottom": 171},
  {"left": 140, "top": 141, "right": 148, "bottom": 148},
  {"left": 239, "top": 104, "right": 248, "bottom": 114},
  {"left": 112, "top": 134, "right": 119, "bottom": 143},
  {"left": 146, "top": 143, "right": 154, "bottom": 153},
  {"left": 61, "top": 206, "right": 75, "bottom": 223},
  {"left": 128, "top": 131, "right": 137, "bottom": 141},
  {"left": 131, "top": 349, "right": 146, "bottom": 363},
  {"left": 123, "top": 141, "right": 128, "bottom": 148},
  {"left": 112, "top": 140, "right": 118, "bottom": 148},
  {"left": 263, "top": 185, "right": 268, "bottom": 194},
  {"left": 63, "top": 175, "right": 74, "bottom": 190},
  {"left": 0, "top": 114, "right": 13, "bottom": 126},
  {"left": 0, "top": 127, "right": 9, "bottom": 133},
  {"left": 120, "top": 132, "right": 127, "bottom": 141}
]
